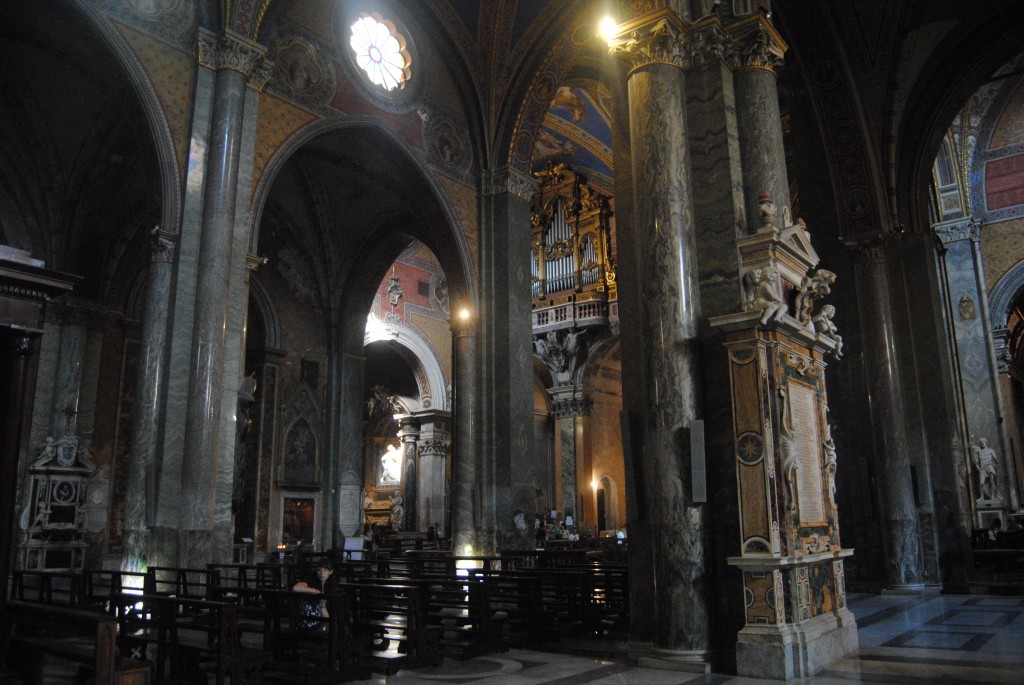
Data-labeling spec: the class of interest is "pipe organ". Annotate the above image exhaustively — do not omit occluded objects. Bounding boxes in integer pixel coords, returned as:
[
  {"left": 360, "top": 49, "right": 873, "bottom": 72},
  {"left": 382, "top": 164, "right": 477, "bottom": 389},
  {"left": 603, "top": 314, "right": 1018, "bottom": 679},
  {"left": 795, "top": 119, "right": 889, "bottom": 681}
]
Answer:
[{"left": 530, "top": 164, "right": 616, "bottom": 308}]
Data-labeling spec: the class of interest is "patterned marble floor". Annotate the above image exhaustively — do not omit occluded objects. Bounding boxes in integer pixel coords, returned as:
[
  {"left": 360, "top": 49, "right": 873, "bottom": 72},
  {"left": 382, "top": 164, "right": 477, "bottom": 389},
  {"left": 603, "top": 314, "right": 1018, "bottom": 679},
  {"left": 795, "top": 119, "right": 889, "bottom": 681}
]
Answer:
[{"left": 358, "top": 592, "right": 1024, "bottom": 684}]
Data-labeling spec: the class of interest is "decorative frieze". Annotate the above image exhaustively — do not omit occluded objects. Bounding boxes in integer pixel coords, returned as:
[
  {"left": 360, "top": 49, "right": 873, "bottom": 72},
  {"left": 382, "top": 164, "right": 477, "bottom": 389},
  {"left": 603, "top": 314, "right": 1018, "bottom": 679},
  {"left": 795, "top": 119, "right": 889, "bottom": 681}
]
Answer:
[{"left": 418, "top": 439, "right": 449, "bottom": 458}]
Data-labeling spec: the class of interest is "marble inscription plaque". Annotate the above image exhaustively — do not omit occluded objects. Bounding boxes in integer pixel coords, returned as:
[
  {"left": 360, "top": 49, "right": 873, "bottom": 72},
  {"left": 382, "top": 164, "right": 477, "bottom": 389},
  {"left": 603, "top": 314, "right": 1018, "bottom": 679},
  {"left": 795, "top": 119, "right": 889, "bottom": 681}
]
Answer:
[{"left": 789, "top": 382, "right": 825, "bottom": 524}]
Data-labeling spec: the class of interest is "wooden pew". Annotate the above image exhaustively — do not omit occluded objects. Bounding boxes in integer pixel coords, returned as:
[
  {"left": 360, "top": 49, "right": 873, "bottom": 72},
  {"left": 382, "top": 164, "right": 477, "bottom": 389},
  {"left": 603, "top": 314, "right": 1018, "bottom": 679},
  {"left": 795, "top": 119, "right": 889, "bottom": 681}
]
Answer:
[
  {"left": 356, "top": 575, "right": 507, "bottom": 659},
  {"left": 9, "top": 569, "right": 83, "bottom": 605},
  {"left": 4, "top": 598, "right": 151, "bottom": 685},
  {"left": 144, "top": 565, "right": 221, "bottom": 602},
  {"left": 110, "top": 593, "right": 263, "bottom": 685},
  {"left": 260, "top": 588, "right": 371, "bottom": 684},
  {"left": 83, "top": 570, "right": 148, "bottom": 612},
  {"left": 337, "top": 581, "right": 442, "bottom": 674}
]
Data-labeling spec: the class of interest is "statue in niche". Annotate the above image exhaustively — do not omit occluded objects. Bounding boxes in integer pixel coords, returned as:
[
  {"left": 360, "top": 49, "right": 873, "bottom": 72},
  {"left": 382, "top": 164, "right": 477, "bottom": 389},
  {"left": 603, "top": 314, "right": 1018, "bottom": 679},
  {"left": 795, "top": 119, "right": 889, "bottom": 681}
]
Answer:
[
  {"left": 744, "top": 267, "right": 788, "bottom": 325},
  {"left": 971, "top": 437, "right": 1000, "bottom": 501},
  {"left": 778, "top": 388, "right": 800, "bottom": 512},
  {"left": 823, "top": 425, "right": 838, "bottom": 510},
  {"left": 380, "top": 444, "right": 401, "bottom": 485},
  {"left": 812, "top": 304, "right": 844, "bottom": 358}
]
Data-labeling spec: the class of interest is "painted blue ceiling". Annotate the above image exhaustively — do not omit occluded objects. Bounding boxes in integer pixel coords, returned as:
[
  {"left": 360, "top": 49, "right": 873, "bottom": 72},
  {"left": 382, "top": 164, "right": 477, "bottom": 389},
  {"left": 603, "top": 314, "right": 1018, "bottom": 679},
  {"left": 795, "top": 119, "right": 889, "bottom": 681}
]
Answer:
[{"left": 531, "top": 82, "right": 615, "bottom": 192}]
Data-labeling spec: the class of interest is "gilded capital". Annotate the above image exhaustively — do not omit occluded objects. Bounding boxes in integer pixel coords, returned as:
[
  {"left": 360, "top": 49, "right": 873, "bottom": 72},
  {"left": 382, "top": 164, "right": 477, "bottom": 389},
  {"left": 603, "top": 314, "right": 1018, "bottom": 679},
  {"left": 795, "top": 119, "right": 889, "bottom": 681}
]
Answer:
[{"left": 608, "top": 10, "right": 689, "bottom": 72}]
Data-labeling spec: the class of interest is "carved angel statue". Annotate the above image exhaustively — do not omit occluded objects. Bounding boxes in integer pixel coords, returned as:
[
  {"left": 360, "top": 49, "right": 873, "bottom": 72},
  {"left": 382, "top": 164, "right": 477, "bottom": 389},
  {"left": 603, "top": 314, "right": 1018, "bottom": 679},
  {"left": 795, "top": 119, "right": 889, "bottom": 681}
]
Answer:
[
  {"left": 795, "top": 269, "right": 837, "bottom": 325},
  {"left": 812, "top": 304, "right": 844, "bottom": 358},
  {"left": 744, "top": 267, "right": 788, "bottom": 325}
]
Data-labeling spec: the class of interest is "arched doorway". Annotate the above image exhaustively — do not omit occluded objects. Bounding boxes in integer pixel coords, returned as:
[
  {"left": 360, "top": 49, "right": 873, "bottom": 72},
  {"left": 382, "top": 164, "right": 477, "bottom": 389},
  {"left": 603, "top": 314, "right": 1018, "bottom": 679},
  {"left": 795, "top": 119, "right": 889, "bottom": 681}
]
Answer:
[{"left": 249, "top": 121, "right": 472, "bottom": 552}]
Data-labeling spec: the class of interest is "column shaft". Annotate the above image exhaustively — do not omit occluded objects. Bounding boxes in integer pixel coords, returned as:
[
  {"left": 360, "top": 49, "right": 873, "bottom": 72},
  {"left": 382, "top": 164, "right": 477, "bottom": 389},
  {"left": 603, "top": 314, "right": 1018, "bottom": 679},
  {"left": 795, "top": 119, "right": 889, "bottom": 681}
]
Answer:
[
  {"left": 627, "top": 58, "right": 708, "bottom": 656},
  {"left": 452, "top": 325, "right": 478, "bottom": 553},
  {"left": 855, "top": 243, "right": 923, "bottom": 587},
  {"left": 180, "top": 58, "right": 249, "bottom": 565},
  {"left": 334, "top": 350, "right": 366, "bottom": 542},
  {"left": 735, "top": 67, "right": 790, "bottom": 231},
  {"left": 123, "top": 233, "right": 175, "bottom": 571}
]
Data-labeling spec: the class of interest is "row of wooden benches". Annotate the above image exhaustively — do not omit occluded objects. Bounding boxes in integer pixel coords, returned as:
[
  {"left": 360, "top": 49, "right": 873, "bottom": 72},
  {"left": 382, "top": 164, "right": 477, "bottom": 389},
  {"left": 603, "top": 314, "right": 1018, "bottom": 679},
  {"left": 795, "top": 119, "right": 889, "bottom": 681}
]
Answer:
[{"left": 5, "top": 560, "right": 629, "bottom": 683}]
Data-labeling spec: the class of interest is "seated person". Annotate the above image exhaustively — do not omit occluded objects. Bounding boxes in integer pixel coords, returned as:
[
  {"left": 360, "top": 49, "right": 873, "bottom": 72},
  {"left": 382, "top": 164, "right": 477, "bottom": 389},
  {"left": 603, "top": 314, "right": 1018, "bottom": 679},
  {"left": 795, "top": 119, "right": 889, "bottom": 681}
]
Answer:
[{"left": 292, "top": 563, "right": 334, "bottom": 634}]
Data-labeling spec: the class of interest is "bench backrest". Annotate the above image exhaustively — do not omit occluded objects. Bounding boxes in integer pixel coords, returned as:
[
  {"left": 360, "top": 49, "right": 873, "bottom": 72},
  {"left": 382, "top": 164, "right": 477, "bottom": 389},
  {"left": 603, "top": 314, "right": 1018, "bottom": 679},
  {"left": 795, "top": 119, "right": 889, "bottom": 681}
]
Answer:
[{"left": 5, "top": 598, "right": 119, "bottom": 684}]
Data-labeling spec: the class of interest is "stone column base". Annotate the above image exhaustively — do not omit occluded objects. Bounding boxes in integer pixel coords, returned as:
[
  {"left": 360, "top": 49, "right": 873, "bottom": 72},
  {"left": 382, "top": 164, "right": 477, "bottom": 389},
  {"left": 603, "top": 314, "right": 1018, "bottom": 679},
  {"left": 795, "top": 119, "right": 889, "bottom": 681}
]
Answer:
[
  {"left": 882, "top": 583, "right": 930, "bottom": 594},
  {"left": 736, "top": 608, "right": 858, "bottom": 680},
  {"left": 635, "top": 646, "right": 712, "bottom": 674}
]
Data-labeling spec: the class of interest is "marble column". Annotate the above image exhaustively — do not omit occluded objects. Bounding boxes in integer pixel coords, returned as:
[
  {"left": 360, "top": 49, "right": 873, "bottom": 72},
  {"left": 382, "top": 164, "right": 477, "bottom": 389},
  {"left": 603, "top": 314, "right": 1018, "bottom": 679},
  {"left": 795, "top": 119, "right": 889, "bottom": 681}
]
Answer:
[
  {"left": 478, "top": 168, "right": 535, "bottom": 551},
  {"left": 179, "top": 30, "right": 267, "bottom": 567},
  {"left": 398, "top": 416, "right": 420, "bottom": 531},
  {"left": 732, "top": 22, "right": 789, "bottom": 232},
  {"left": 853, "top": 240, "right": 924, "bottom": 589},
  {"left": 123, "top": 230, "right": 176, "bottom": 572},
  {"left": 549, "top": 386, "right": 591, "bottom": 522},
  {"left": 610, "top": 13, "right": 710, "bottom": 669},
  {"left": 451, "top": 313, "right": 478, "bottom": 554},
  {"left": 416, "top": 431, "right": 449, "bottom": 536},
  {"left": 333, "top": 349, "right": 366, "bottom": 542},
  {"left": 45, "top": 301, "right": 92, "bottom": 442},
  {"left": 1, "top": 333, "right": 37, "bottom": 616}
]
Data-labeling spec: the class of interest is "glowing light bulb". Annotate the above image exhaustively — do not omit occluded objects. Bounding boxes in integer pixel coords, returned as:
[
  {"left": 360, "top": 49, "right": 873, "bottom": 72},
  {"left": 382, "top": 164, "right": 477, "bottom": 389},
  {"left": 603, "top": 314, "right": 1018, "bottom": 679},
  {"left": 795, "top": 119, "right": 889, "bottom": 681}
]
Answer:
[{"left": 598, "top": 16, "right": 618, "bottom": 40}]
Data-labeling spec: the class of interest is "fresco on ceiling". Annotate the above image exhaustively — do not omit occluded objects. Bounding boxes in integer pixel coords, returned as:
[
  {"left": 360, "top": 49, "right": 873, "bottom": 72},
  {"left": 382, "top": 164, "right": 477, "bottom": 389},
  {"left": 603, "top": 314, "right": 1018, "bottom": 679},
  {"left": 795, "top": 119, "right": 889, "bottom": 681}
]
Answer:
[{"left": 531, "top": 82, "right": 614, "bottom": 192}]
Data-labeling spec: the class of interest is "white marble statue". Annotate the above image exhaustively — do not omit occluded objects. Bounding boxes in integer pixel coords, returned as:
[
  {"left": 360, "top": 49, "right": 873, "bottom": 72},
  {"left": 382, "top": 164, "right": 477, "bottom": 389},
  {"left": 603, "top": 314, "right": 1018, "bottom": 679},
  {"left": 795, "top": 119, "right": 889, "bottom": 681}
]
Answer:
[
  {"left": 795, "top": 269, "right": 837, "bottom": 325},
  {"left": 745, "top": 267, "right": 788, "bottom": 325},
  {"left": 971, "top": 437, "right": 1000, "bottom": 501},
  {"left": 812, "top": 304, "right": 844, "bottom": 358},
  {"left": 380, "top": 444, "right": 401, "bottom": 484}
]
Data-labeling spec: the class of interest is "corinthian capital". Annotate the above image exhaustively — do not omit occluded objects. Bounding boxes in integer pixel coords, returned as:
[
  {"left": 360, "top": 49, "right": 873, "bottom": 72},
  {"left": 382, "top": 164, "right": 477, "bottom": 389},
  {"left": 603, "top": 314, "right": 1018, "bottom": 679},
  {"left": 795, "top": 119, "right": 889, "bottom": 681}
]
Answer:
[
  {"left": 608, "top": 10, "right": 689, "bottom": 72},
  {"left": 722, "top": 17, "right": 786, "bottom": 71},
  {"left": 197, "top": 28, "right": 268, "bottom": 83}
]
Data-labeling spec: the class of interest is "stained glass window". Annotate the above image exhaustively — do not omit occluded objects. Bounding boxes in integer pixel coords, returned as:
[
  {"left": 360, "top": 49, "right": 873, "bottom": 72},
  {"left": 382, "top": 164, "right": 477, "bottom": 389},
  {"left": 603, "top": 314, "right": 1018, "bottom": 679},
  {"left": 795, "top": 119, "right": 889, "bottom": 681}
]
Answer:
[{"left": 349, "top": 14, "right": 410, "bottom": 91}]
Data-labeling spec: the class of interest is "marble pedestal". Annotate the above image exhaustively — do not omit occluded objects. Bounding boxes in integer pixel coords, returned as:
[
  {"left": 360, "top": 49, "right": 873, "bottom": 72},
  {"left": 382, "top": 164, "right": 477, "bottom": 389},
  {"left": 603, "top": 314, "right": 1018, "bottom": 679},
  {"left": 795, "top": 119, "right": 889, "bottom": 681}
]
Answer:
[{"left": 736, "top": 604, "right": 858, "bottom": 680}]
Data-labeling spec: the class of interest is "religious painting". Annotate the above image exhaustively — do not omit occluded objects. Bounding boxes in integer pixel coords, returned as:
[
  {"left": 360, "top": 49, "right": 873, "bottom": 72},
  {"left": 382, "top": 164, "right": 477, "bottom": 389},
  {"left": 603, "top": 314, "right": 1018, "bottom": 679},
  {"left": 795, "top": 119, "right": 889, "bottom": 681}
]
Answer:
[
  {"left": 281, "top": 497, "right": 314, "bottom": 545},
  {"left": 282, "top": 418, "right": 317, "bottom": 485}
]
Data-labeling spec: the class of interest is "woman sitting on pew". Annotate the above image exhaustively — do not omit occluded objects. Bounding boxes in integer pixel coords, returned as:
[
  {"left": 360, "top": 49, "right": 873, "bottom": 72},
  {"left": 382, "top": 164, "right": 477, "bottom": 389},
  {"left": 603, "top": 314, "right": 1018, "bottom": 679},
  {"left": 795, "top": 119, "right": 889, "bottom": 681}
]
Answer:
[{"left": 292, "top": 562, "right": 334, "bottom": 634}]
